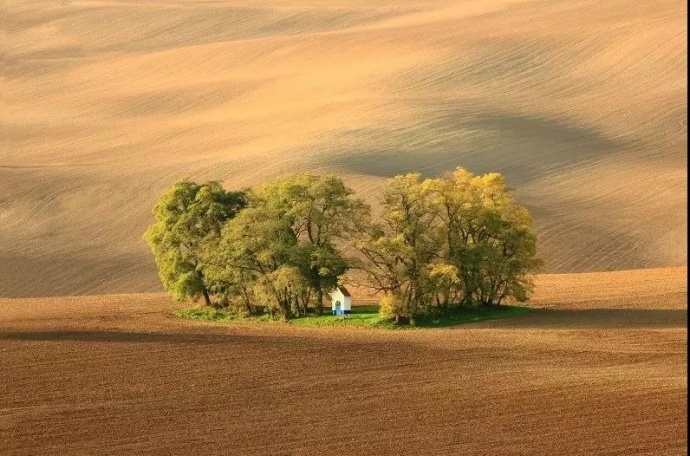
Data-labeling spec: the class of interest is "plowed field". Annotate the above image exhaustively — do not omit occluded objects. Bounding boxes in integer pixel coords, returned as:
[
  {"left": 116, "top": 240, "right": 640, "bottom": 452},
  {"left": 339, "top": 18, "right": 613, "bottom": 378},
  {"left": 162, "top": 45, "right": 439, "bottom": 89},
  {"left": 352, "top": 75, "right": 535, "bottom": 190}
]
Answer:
[{"left": 1, "top": 267, "right": 686, "bottom": 455}]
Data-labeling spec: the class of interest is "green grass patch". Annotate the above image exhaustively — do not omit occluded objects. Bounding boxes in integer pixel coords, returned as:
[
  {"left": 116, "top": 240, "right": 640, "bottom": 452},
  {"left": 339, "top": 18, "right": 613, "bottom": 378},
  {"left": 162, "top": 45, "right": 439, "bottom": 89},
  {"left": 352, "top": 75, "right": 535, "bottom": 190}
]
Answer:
[{"left": 173, "top": 305, "right": 534, "bottom": 329}]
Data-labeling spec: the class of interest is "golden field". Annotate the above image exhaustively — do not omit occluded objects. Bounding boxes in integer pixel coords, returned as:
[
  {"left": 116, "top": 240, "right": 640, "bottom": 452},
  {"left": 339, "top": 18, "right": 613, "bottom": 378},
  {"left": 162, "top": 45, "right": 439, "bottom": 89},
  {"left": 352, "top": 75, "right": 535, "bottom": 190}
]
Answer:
[{"left": 1, "top": 0, "right": 686, "bottom": 297}]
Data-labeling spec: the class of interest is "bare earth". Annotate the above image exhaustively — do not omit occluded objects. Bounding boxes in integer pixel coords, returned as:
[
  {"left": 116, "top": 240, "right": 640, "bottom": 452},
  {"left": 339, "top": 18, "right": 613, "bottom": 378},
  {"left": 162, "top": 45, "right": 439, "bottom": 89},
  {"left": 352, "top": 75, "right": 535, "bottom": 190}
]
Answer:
[
  {"left": 1, "top": 0, "right": 687, "bottom": 297},
  {"left": 1, "top": 267, "right": 686, "bottom": 455}
]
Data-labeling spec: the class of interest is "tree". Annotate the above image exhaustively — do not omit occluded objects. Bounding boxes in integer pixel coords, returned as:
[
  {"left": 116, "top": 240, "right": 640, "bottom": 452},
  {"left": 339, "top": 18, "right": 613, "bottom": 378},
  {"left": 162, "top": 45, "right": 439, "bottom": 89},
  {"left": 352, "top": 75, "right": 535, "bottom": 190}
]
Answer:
[
  {"left": 209, "top": 195, "right": 304, "bottom": 320},
  {"left": 202, "top": 254, "right": 257, "bottom": 315},
  {"left": 356, "top": 168, "right": 542, "bottom": 323},
  {"left": 145, "top": 169, "right": 540, "bottom": 325},
  {"left": 252, "top": 174, "right": 367, "bottom": 314},
  {"left": 378, "top": 292, "right": 408, "bottom": 325},
  {"left": 420, "top": 169, "right": 544, "bottom": 308},
  {"left": 423, "top": 168, "right": 480, "bottom": 307},
  {"left": 206, "top": 174, "right": 367, "bottom": 320},
  {"left": 143, "top": 180, "right": 246, "bottom": 306},
  {"left": 354, "top": 173, "right": 439, "bottom": 322}
]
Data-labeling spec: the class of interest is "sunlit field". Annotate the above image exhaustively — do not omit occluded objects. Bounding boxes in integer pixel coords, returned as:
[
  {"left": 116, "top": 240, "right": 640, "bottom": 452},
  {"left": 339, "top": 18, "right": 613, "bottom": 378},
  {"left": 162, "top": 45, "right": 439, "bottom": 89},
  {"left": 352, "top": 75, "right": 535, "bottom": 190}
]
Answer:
[{"left": 2, "top": 0, "right": 686, "bottom": 297}]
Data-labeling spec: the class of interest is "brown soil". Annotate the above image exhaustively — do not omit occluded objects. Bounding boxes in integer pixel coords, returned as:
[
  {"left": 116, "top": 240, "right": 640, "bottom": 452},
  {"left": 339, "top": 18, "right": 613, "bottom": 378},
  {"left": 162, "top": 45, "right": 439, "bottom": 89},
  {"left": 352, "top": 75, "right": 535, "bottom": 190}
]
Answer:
[{"left": 1, "top": 268, "right": 686, "bottom": 455}]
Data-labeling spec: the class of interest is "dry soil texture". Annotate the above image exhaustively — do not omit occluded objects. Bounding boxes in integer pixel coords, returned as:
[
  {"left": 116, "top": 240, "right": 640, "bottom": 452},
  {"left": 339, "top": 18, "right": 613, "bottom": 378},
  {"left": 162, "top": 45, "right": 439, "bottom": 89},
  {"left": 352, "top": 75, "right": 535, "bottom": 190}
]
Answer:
[
  {"left": 0, "top": 267, "right": 686, "bottom": 455},
  {"left": 1, "top": 0, "right": 687, "bottom": 297}
]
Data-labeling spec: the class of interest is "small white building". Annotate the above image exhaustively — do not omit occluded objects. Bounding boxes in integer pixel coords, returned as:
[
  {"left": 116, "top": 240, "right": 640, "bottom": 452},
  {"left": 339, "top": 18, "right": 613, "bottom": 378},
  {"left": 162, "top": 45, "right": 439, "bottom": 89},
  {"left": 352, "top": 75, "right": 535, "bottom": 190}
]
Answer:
[{"left": 330, "top": 286, "right": 352, "bottom": 315}]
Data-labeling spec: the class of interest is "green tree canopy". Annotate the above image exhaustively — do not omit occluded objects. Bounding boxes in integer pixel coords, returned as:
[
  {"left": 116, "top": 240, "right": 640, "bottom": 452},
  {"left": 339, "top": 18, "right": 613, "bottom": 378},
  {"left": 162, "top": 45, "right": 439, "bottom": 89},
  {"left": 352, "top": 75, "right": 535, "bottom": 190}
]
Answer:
[
  {"left": 144, "top": 169, "right": 540, "bottom": 325},
  {"left": 205, "top": 174, "right": 367, "bottom": 319},
  {"left": 254, "top": 174, "right": 368, "bottom": 313},
  {"left": 143, "top": 180, "right": 246, "bottom": 306}
]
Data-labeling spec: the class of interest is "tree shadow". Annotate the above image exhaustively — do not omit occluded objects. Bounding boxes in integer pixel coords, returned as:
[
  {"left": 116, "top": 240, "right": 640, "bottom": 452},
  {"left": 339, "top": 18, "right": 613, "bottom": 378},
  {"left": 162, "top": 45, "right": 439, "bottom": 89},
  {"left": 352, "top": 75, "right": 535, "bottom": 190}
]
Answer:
[
  {"left": 1, "top": 308, "right": 684, "bottom": 343},
  {"left": 493, "top": 307, "right": 687, "bottom": 329},
  {"left": 327, "top": 107, "right": 633, "bottom": 185},
  {"left": 0, "top": 330, "right": 276, "bottom": 345}
]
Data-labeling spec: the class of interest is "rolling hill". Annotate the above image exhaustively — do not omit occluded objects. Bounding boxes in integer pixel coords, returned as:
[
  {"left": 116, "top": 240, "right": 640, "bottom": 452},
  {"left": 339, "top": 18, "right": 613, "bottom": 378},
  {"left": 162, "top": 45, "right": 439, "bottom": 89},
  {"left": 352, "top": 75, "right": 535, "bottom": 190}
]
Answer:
[{"left": 1, "top": 0, "right": 686, "bottom": 297}]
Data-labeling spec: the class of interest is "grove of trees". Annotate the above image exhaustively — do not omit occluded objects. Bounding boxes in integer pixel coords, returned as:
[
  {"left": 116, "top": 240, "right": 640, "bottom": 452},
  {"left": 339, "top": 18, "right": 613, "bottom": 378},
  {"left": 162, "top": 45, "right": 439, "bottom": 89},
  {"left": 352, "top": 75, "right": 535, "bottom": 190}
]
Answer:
[{"left": 144, "top": 168, "right": 542, "bottom": 324}]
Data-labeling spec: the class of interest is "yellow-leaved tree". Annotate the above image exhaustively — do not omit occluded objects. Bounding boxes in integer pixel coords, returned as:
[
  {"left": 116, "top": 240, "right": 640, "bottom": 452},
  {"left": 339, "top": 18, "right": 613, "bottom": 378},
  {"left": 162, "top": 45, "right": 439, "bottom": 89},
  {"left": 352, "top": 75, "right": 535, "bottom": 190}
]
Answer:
[{"left": 355, "top": 167, "right": 542, "bottom": 324}]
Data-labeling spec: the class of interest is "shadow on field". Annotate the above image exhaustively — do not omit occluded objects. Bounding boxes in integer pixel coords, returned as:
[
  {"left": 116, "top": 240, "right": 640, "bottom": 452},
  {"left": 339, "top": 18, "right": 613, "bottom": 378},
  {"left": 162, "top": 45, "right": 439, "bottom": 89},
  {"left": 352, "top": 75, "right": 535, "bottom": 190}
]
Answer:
[
  {"left": 329, "top": 107, "right": 629, "bottom": 184},
  {"left": 0, "top": 309, "right": 684, "bottom": 343},
  {"left": 0, "top": 330, "right": 274, "bottom": 345},
  {"left": 496, "top": 308, "right": 687, "bottom": 329}
]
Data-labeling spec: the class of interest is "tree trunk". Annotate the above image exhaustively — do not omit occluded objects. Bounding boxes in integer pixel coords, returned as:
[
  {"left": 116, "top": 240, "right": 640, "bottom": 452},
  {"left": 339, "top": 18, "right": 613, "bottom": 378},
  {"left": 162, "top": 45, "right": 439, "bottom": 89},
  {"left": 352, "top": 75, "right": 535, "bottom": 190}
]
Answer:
[
  {"left": 279, "top": 299, "right": 292, "bottom": 321},
  {"left": 244, "top": 298, "right": 255, "bottom": 315},
  {"left": 239, "top": 286, "right": 254, "bottom": 315},
  {"left": 315, "top": 288, "right": 324, "bottom": 315},
  {"left": 201, "top": 288, "right": 212, "bottom": 307}
]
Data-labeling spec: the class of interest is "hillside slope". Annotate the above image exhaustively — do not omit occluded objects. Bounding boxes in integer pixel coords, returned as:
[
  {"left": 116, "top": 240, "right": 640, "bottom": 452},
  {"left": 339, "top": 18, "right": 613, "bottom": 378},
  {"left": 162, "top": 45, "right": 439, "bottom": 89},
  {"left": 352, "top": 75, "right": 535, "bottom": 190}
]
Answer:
[{"left": 1, "top": 0, "right": 686, "bottom": 297}]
